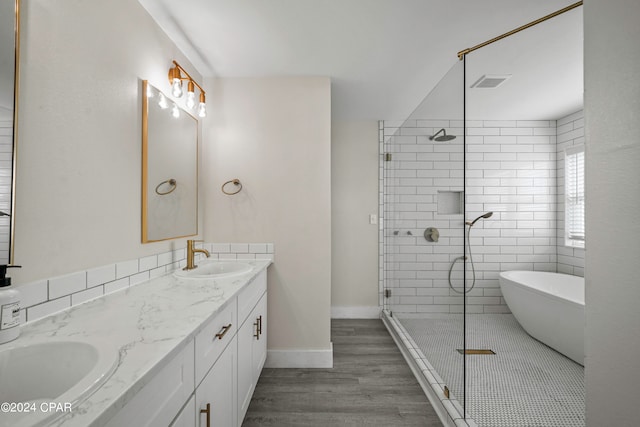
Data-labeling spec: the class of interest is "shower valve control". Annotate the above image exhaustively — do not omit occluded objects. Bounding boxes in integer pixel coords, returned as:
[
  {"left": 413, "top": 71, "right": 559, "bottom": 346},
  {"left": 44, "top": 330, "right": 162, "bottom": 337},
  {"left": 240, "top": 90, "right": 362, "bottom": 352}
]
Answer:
[{"left": 424, "top": 227, "right": 439, "bottom": 242}]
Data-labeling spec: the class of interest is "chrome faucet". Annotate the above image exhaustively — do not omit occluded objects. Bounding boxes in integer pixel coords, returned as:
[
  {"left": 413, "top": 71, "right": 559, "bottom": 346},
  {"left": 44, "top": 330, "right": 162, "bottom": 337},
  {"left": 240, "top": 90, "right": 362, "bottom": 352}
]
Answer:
[{"left": 184, "top": 240, "right": 210, "bottom": 270}]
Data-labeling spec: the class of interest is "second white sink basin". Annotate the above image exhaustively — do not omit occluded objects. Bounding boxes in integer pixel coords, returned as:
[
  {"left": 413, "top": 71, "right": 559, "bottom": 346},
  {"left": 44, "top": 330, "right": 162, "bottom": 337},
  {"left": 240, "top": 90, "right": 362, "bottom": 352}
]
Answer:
[
  {"left": 174, "top": 260, "right": 253, "bottom": 279},
  {"left": 0, "top": 339, "right": 119, "bottom": 427}
]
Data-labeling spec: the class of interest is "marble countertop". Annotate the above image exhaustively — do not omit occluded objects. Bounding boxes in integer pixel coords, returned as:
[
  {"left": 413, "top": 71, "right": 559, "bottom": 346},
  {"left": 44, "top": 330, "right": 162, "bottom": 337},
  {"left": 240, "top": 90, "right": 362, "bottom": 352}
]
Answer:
[{"left": 9, "top": 259, "right": 271, "bottom": 427}]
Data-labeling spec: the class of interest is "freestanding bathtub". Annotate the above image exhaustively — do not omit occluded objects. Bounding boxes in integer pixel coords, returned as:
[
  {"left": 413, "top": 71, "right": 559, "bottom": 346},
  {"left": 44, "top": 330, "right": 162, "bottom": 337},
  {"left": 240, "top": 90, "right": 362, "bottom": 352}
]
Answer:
[{"left": 499, "top": 270, "right": 584, "bottom": 365}]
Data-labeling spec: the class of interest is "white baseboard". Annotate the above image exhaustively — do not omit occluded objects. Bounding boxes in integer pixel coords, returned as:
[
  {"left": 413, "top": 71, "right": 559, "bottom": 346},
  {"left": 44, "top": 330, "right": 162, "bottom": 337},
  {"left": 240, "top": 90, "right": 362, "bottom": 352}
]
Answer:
[
  {"left": 331, "top": 306, "right": 381, "bottom": 319},
  {"left": 265, "top": 344, "right": 333, "bottom": 368}
]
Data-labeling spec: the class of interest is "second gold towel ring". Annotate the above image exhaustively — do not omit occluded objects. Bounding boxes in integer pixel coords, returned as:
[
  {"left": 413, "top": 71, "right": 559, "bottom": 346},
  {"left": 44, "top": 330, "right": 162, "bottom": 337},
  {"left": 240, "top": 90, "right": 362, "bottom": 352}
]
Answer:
[
  {"left": 155, "top": 179, "right": 177, "bottom": 195},
  {"left": 222, "top": 179, "right": 242, "bottom": 195}
]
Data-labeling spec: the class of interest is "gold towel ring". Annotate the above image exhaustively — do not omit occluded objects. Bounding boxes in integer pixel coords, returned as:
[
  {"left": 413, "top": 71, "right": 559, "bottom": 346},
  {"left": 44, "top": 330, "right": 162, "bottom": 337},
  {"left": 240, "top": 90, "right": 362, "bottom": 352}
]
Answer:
[
  {"left": 222, "top": 179, "right": 242, "bottom": 195},
  {"left": 155, "top": 178, "right": 177, "bottom": 195}
]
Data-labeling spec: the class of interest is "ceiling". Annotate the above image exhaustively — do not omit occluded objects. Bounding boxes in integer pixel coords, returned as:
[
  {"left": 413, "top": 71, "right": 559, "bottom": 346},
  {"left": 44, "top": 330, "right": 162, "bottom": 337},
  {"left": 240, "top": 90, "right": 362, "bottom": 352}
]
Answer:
[{"left": 138, "top": 0, "right": 583, "bottom": 121}]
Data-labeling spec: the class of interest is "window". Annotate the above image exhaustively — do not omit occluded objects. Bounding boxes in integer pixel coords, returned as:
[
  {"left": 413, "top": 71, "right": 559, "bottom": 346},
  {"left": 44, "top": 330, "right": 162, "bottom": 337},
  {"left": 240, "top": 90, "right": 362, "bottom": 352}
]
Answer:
[{"left": 565, "top": 145, "right": 585, "bottom": 248}]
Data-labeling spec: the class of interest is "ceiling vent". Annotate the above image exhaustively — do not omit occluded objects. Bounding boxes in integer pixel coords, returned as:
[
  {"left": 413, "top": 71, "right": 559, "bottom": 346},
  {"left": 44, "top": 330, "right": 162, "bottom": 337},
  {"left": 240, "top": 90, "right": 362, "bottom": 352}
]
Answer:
[{"left": 470, "top": 74, "right": 511, "bottom": 89}]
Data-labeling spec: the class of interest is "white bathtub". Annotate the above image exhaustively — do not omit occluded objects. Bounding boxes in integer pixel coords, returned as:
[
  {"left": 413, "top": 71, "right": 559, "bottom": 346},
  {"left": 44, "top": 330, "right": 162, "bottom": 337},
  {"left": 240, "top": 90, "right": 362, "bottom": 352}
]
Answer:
[{"left": 499, "top": 270, "right": 584, "bottom": 365}]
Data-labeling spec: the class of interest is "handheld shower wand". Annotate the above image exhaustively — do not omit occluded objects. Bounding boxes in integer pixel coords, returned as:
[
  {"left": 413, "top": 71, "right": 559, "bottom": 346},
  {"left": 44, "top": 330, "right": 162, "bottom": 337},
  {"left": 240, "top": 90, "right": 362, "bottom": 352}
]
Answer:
[
  {"left": 448, "top": 212, "right": 494, "bottom": 294},
  {"left": 466, "top": 211, "right": 493, "bottom": 226}
]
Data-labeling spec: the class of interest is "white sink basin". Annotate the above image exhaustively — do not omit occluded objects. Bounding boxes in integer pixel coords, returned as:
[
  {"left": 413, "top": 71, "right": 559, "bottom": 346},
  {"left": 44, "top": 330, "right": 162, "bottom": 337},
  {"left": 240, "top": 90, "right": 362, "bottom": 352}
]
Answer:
[
  {"left": 0, "top": 339, "right": 119, "bottom": 427},
  {"left": 174, "top": 260, "right": 253, "bottom": 279}
]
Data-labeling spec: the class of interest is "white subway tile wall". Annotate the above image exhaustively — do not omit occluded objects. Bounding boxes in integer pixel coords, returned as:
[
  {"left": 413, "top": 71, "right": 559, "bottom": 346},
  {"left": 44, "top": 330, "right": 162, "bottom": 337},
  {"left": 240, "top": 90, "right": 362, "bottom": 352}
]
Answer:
[
  {"left": 18, "top": 243, "right": 274, "bottom": 323},
  {"left": 48, "top": 271, "right": 87, "bottom": 300},
  {"left": 380, "top": 115, "right": 583, "bottom": 314},
  {"left": 556, "top": 111, "right": 585, "bottom": 276},
  {"left": 0, "top": 121, "right": 12, "bottom": 262}
]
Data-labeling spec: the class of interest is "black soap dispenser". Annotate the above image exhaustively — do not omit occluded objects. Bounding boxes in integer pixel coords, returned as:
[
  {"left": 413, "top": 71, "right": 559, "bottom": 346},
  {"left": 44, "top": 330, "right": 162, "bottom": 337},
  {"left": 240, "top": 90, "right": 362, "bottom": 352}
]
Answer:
[{"left": 0, "top": 265, "right": 22, "bottom": 344}]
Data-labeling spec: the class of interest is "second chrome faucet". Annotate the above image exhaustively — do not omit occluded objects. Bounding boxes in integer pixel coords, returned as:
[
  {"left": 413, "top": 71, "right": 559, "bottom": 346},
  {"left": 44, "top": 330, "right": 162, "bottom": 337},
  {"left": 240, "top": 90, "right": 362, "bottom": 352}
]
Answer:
[{"left": 184, "top": 240, "right": 210, "bottom": 270}]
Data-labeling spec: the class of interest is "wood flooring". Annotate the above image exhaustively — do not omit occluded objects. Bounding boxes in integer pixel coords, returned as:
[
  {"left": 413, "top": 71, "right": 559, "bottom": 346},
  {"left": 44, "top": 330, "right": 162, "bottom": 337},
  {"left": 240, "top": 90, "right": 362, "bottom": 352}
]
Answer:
[{"left": 242, "top": 319, "right": 443, "bottom": 426}]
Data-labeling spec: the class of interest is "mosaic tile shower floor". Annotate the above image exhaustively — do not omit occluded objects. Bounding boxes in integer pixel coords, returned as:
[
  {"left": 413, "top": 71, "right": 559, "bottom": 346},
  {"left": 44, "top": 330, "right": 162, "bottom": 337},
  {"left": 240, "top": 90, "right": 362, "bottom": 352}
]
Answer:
[{"left": 400, "top": 314, "right": 584, "bottom": 427}]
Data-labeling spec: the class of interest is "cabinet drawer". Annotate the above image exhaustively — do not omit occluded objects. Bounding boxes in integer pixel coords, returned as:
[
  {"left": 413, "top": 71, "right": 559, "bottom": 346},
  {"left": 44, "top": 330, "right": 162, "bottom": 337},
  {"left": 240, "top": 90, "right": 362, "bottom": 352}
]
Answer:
[
  {"left": 195, "top": 300, "right": 237, "bottom": 385},
  {"left": 237, "top": 270, "right": 267, "bottom": 325},
  {"left": 105, "top": 342, "right": 195, "bottom": 427}
]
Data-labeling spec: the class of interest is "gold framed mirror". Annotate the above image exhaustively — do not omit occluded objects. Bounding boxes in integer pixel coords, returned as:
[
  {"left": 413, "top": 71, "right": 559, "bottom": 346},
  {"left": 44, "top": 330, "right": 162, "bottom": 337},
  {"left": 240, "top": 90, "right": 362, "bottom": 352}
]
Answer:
[
  {"left": 142, "top": 80, "right": 198, "bottom": 243},
  {"left": 0, "top": 0, "right": 20, "bottom": 263}
]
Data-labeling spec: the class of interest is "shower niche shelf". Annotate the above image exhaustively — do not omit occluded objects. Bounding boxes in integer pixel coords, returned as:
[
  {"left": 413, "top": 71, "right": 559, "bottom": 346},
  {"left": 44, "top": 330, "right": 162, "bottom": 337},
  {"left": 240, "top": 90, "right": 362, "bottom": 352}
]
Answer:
[{"left": 437, "top": 191, "right": 463, "bottom": 215}]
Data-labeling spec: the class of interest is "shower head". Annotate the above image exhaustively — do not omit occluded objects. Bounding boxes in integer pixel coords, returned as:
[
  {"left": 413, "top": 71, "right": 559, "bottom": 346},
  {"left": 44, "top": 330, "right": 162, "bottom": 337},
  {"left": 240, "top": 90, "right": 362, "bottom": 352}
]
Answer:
[
  {"left": 429, "top": 128, "right": 457, "bottom": 142},
  {"left": 466, "top": 211, "right": 493, "bottom": 226}
]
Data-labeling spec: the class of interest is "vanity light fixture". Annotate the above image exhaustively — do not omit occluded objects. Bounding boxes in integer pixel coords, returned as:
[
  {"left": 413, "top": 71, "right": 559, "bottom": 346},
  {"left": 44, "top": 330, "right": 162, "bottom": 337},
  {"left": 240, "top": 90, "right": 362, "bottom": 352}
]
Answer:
[
  {"left": 157, "top": 92, "right": 168, "bottom": 109},
  {"left": 168, "top": 60, "right": 206, "bottom": 118}
]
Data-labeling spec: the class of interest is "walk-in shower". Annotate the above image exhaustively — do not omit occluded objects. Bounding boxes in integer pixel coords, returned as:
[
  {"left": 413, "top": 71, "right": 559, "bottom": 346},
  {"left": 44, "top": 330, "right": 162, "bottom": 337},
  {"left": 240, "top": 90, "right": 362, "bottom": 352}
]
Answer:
[{"left": 380, "top": 3, "right": 585, "bottom": 427}]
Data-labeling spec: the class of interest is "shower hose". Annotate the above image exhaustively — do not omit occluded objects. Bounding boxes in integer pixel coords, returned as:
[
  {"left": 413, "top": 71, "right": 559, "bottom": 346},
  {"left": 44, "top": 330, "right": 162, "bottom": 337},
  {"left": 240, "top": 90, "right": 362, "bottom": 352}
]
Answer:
[{"left": 448, "top": 223, "right": 476, "bottom": 294}]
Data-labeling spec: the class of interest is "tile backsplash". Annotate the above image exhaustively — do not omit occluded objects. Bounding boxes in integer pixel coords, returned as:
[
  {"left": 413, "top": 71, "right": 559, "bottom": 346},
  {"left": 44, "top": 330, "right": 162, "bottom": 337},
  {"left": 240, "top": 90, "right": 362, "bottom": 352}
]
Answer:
[
  {"left": 0, "top": 121, "right": 12, "bottom": 263},
  {"left": 16, "top": 242, "right": 274, "bottom": 324}
]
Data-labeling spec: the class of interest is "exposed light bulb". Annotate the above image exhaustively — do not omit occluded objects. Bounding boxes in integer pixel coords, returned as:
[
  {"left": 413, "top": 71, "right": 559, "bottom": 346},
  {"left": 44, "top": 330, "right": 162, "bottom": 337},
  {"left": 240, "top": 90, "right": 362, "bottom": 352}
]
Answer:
[
  {"left": 172, "top": 103, "right": 180, "bottom": 118},
  {"left": 186, "top": 91, "right": 196, "bottom": 110},
  {"left": 158, "top": 93, "right": 168, "bottom": 109},
  {"left": 146, "top": 84, "right": 154, "bottom": 98},
  {"left": 186, "top": 80, "right": 196, "bottom": 109},
  {"left": 197, "top": 102, "right": 206, "bottom": 118},
  {"left": 171, "top": 78, "right": 183, "bottom": 97}
]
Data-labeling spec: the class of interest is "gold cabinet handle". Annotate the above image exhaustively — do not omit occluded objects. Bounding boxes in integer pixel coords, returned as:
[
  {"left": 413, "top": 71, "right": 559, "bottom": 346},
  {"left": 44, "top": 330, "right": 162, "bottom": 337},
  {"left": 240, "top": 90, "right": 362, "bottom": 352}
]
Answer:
[
  {"left": 200, "top": 403, "right": 211, "bottom": 427},
  {"left": 253, "top": 315, "right": 263, "bottom": 340},
  {"left": 215, "top": 323, "right": 232, "bottom": 340},
  {"left": 253, "top": 314, "right": 262, "bottom": 340},
  {"left": 253, "top": 318, "right": 260, "bottom": 339}
]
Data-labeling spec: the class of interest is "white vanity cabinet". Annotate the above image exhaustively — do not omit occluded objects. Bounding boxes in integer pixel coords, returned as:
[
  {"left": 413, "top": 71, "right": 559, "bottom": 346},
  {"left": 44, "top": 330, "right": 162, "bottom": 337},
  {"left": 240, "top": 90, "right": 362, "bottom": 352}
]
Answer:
[
  {"left": 192, "top": 269, "right": 268, "bottom": 427},
  {"left": 103, "top": 269, "right": 268, "bottom": 427}
]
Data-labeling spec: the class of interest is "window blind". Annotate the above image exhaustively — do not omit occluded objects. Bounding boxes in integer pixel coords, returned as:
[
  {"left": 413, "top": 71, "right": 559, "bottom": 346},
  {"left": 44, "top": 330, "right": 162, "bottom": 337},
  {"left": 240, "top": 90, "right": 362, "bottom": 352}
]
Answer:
[{"left": 565, "top": 146, "right": 585, "bottom": 247}]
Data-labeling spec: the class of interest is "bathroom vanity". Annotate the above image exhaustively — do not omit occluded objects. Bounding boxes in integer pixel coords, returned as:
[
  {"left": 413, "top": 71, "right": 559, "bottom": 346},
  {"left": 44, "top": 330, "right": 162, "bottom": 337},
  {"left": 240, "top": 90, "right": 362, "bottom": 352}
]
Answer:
[{"left": 3, "top": 260, "right": 270, "bottom": 427}]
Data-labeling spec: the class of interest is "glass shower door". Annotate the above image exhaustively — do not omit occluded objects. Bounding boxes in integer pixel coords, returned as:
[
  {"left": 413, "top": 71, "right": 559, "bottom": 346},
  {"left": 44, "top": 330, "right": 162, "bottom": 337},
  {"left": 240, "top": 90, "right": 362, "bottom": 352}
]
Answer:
[{"left": 381, "top": 59, "right": 467, "bottom": 413}]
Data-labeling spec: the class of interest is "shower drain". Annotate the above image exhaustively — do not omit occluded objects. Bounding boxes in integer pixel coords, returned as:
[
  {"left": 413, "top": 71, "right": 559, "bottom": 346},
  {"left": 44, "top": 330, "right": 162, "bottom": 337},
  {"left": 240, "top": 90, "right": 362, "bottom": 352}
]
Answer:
[{"left": 456, "top": 349, "right": 496, "bottom": 355}]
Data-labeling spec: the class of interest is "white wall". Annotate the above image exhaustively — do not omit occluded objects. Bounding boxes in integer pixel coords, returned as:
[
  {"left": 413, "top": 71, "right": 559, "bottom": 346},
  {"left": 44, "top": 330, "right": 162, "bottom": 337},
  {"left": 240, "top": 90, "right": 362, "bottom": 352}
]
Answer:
[
  {"left": 13, "top": 0, "right": 203, "bottom": 285},
  {"left": 331, "top": 120, "right": 379, "bottom": 318},
  {"left": 15, "top": 2, "right": 333, "bottom": 367},
  {"left": 584, "top": 0, "right": 640, "bottom": 425},
  {"left": 202, "top": 77, "right": 332, "bottom": 365}
]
